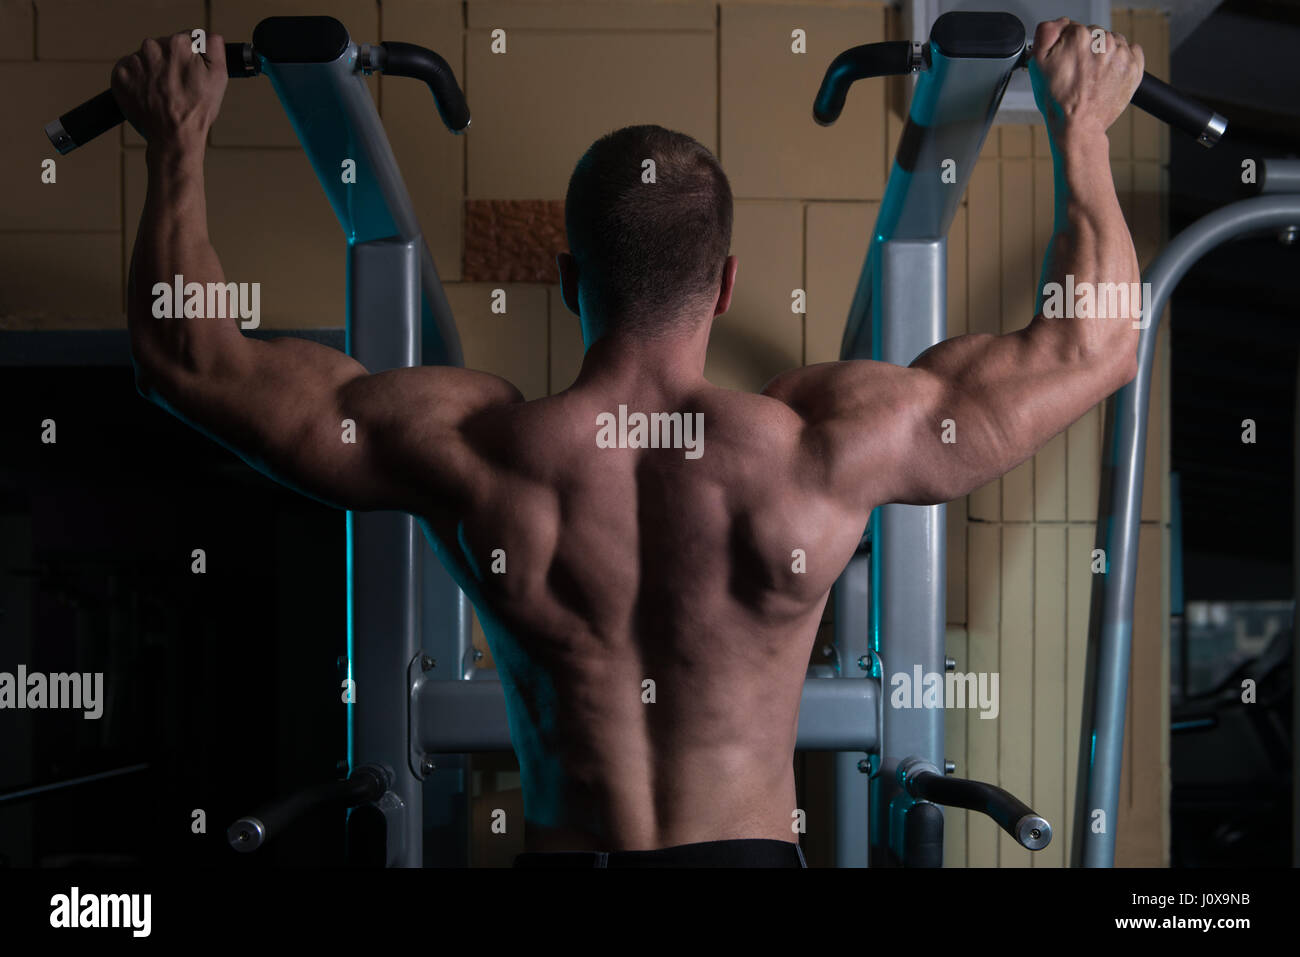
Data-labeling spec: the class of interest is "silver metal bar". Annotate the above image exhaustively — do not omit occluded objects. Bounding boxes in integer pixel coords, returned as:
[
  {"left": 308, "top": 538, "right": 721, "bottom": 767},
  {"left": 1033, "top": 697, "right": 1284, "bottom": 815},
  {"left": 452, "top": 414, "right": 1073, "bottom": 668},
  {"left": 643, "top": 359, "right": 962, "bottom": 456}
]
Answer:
[
  {"left": 799, "top": 678, "right": 881, "bottom": 751},
  {"left": 345, "top": 238, "right": 423, "bottom": 867},
  {"left": 871, "top": 240, "right": 948, "bottom": 861},
  {"left": 1261, "top": 158, "right": 1300, "bottom": 195},
  {"left": 257, "top": 36, "right": 462, "bottom": 365},
  {"left": 418, "top": 554, "right": 474, "bottom": 866},
  {"left": 261, "top": 28, "right": 468, "bottom": 867},
  {"left": 840, "top": 43, "right": 1014, "bottom": 362},
  {"left": 832, "top": 552, "right": 872, "bottom": 866},
  {"left": 833, "top": 32, "right": 1020, "bottom": 866},
  {"left": 1075, "top": 184, "right": 1300, "bottom": 867},
  {"left": 412, "top": 677, "right": 881, "bottom": 754}
]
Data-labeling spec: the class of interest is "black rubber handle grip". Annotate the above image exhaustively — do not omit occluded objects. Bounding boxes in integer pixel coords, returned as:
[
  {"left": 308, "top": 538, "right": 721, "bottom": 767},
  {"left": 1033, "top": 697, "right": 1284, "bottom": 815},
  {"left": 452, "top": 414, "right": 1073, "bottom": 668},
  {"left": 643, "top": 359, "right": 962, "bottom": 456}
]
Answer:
[
  {"left": 908, "top": 770, "right": 1052, "bottom": 850},
  {"left": 1020, "top": 42, "right": 1227, "bottom": 147},
  {"left": 1132, "top": 71, "right": 1226, "bottom": 147},
  {"left": 379, "top": 40, "right": 470, "bottom": 132},
  {"left": 815, "top": 38, "right": 1227, "bottom": 148},
  {"left": 903, "top": 800, "right": 944, "bottom": 868},
  {"left": 813, "top": 40, "right": 915, "bottom": 126},
  {"left": 44, "top": 42, "right": 255, "bottom": 155},
  {"left": 227, "top": 765, "right": 386, "bottom": 853}
]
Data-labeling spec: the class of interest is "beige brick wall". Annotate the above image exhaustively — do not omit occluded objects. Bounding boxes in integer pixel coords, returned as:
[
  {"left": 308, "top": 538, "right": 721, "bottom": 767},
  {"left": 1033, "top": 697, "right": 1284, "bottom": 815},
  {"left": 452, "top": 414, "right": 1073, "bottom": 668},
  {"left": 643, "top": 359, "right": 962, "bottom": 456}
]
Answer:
[{"left": 4, "top": 0, "right": 1172, "bottom": 867}]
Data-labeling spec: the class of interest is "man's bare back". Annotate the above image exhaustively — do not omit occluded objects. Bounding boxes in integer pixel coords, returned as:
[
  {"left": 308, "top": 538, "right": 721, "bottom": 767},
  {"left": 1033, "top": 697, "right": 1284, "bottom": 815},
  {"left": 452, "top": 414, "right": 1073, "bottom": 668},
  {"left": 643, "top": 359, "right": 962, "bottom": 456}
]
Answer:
[
  {"left": 427, "top": 351, "right": 869, "bottom": 851},
  {"left": 113, "top": 18, "right": 1144, "bottom": 859}
]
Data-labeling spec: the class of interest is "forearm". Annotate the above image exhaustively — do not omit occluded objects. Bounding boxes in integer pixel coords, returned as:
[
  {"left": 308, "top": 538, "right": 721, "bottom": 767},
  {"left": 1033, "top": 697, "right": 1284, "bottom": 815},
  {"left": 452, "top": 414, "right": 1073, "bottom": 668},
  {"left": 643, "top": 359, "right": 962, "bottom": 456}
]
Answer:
[
  {"left": 128, "top": 140, "right": 248, "bottom": 395},
  {"left": 904, "top": 125, "right": 1142, "bottom": 497},
  {"left": 1031, "top": 121, "right": 1142, "bottom": 375}
]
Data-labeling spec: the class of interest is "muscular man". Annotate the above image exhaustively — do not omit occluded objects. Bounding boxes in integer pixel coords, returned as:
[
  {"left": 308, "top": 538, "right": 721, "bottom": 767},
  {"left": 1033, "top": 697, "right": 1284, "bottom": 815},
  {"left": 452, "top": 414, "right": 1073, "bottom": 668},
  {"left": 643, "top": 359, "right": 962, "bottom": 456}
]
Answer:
[{"left": 113, "top": 18, "right": 1143, "bottom": 867}]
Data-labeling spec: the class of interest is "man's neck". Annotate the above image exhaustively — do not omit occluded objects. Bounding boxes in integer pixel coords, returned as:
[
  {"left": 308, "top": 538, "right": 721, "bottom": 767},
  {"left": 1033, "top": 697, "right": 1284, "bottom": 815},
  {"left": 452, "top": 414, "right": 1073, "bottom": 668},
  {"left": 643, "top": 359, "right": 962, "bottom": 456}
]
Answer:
[{"left": 576, "top": 323, "right": 712, "bottom": 394}]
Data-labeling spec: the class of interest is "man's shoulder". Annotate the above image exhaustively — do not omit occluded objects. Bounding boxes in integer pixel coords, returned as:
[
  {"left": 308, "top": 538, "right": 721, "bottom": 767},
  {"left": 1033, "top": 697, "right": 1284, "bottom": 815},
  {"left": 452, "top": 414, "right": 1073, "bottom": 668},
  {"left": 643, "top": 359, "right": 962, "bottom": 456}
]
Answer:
[
  {"left": 758, "top": 363, "right": 852, "bottom": 425},
  {"left": 759, "top": 360, "right": 919, "bottom": 426}
]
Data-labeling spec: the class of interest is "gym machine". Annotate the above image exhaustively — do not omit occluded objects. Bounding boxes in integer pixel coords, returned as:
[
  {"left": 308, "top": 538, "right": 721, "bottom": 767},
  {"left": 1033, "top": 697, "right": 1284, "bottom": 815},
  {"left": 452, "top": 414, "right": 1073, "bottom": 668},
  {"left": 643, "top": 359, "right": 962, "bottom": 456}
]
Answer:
[
  {"left": 817, "top": 10, "right": 1291, "bottom": 869},
  {"left": 46, "top": 15, "right": 474, "bottom": 867}
]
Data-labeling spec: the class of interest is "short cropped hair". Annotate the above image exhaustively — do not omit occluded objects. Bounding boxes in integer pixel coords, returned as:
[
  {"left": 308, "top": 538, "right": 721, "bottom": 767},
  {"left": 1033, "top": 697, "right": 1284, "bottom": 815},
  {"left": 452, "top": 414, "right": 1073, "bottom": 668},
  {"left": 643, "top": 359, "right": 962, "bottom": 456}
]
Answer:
[{"left": 564, "top": 125, "right": 733, "bottom": 337}]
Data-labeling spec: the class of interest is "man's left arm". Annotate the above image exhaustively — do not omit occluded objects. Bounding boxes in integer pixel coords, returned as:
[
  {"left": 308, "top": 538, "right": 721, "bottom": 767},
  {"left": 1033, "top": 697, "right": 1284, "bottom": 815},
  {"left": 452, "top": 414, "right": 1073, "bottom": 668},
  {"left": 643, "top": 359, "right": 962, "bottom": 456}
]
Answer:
[{"left": 122, "top": 33, "right": 521, "bottom": 515}]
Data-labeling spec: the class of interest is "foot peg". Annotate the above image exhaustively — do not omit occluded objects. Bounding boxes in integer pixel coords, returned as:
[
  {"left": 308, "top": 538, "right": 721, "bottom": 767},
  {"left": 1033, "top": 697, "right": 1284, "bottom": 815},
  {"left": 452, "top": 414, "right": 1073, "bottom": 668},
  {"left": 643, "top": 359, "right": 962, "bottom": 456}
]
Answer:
[
  {"left": 228, "top": 763, "right": 389, "bottom": 852},
  {"left": 897, "top": 757, "right": 1051, "bottom": 850}
]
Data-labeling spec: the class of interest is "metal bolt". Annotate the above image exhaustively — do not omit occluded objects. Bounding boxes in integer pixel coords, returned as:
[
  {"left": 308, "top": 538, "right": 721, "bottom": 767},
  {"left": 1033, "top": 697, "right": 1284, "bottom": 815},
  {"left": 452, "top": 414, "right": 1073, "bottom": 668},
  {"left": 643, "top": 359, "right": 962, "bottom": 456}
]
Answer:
[
  {"left": 944, "top": 760, "right": 956, "bottom": 775},
  {"left": 419, "top": 756, "right": 436, "bottom": 775},
  {"left": 421, "top": 655, "right": 436, "bottom": 671},
  {"left": 944, "top": 656, "right": 956, "bottom": 672},
  {"left": 857, "top": 655, "right": 871, "bottom": 672},
  {"left": 1279, "top": 225, "right": 1298, "bottom": 245},
  {"left": 858, "top": 758, "right": 872, "bottom": 775}
]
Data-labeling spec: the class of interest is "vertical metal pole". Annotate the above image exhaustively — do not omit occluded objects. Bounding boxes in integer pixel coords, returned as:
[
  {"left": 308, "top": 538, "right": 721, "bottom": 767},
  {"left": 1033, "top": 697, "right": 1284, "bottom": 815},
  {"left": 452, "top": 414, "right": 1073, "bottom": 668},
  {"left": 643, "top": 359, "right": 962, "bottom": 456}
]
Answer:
[
  {"left": 1072, "top": 385, "right": 1139, "bottom": 867},
  {"left": 420, "top": 568, "right": 473, "bottom": 866},
  {"left": 828, "top": 30, "right": 1017, "bottom": 865},
  {"left": 1074, "top": 190, "right": 1300, "bottom": 866},
  {"left": 832, "top": 552, "right": 871, "bottom": 866},
  {"left": 870, "top": 240, "right": 947, "bottom": 862},
  {"left": 259, "top": 24, "right": 472, "bottom": 867},
  {"left": 415, "top": 183, "right": 473, "bottom": 867},
  {"left": 347, "top": 237, "right": 422, "bottom": 867}
]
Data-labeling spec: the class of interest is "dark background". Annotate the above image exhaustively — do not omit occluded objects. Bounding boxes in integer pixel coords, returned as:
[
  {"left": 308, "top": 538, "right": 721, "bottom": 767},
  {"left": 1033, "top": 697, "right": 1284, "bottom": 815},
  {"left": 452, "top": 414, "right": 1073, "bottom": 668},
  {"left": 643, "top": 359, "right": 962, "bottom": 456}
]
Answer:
[
  {"left": 1166, "top": 0, "right": 1299, "bottom": 867},
  {"left": 1170, "top": 0, "right": 1300, "bottom": 599},
  {"left": 0, "top": 366, "right": 346, "bottom": 867}
]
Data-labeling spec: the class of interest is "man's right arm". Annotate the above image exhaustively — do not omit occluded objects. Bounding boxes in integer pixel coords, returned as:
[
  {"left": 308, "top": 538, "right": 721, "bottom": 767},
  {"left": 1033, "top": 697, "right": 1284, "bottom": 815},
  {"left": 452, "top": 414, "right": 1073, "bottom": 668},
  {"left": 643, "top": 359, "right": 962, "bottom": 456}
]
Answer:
[{"left": 765, "top": 19, "right": 1144, "bottom": 513}]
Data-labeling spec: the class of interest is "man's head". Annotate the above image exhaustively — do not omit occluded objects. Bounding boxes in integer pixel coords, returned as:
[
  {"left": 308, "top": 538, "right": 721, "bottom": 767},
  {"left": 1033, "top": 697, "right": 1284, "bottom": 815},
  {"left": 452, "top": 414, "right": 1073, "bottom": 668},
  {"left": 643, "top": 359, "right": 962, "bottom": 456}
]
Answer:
[{"left": 559, "top": 125, "right": 735, "bottom": 341}]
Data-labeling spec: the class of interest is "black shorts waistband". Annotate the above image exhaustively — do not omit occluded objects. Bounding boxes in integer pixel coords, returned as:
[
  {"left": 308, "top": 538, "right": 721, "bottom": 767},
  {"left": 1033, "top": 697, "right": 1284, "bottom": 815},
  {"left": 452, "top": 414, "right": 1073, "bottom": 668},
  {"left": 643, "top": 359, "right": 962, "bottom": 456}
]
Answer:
[{"left": 513, "top": 838, "right": 807, "bottom": 868}]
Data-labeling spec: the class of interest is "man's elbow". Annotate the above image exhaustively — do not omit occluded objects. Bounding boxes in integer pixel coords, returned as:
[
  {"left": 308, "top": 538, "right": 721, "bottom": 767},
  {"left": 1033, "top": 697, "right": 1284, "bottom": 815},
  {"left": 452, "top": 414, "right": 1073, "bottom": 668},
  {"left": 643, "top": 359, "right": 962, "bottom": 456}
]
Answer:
[{"left": 1078, "top": 336, "right": 1140, "bottom": 397}]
